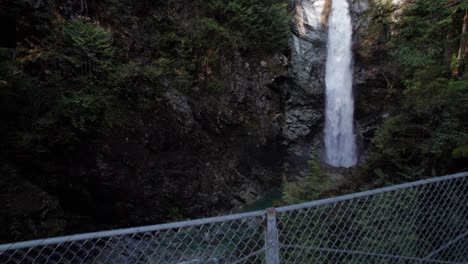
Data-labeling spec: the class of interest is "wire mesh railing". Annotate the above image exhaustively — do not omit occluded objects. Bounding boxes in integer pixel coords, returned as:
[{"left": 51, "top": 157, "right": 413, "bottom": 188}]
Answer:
[
  {"left": 0, "top": 212, "right": 267, "bottom": 264},
  {"left": 0, "top": 172, "right": 467, "bottom": 263},
  {"left": 276, "top": 172, "right": 467, "bottom": 263}
]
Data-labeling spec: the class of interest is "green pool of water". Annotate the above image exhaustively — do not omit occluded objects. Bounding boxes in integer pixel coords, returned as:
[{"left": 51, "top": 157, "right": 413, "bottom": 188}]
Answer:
[{"left": 240, "top": 188, "right": 282, "bottom": 212}]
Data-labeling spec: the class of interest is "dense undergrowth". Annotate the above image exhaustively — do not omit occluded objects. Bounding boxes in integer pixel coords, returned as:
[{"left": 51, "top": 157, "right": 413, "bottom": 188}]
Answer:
[{"left": 364, "top": 0, "right": 468, "bottom": 183}]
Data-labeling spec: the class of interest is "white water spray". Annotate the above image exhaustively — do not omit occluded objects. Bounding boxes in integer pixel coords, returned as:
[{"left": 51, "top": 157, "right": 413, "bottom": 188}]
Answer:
[{"left": 324, "top": 0, "right": 357, "bottom": 167}]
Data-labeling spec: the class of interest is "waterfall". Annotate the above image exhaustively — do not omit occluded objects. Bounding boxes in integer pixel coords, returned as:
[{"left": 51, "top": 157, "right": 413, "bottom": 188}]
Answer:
[{"left": 324, "top": 0, "right": 357, "bottom": 167}]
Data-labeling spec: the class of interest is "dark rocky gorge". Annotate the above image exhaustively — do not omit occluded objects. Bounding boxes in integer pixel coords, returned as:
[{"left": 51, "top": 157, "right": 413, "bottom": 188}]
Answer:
[
  {"left": 1, "top": 51, "right": 289, "bottom": 242},
  {"left": 0, "top": 0, "right": 394, "bottom": 243}
]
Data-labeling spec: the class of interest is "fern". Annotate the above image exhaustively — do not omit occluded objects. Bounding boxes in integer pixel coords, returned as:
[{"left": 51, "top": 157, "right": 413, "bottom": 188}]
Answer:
[
  {"left": 62, "top": 20, "right": 114, "bottom": 76},
  {"left": 205, "top": 0, "right": 290, "bottom": 52},
  {"left": 282, "top": 152, "right": 332, "bottom": 204}
]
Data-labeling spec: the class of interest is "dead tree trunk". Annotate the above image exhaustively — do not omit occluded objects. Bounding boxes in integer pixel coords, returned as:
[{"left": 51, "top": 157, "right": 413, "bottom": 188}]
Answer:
[{"left": 455, "top": 8, "right": 468, "bottom": 77}]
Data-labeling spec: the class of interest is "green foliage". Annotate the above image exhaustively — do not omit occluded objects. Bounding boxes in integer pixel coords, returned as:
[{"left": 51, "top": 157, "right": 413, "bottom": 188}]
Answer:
[
  {"left": 1, "top": 0, "right": 291, "bottom": 178},
  {"left": 357, "top": 0, "right": 394, "bottom": 56},
  {"left": 111, "top": 58, "right": 173, "bottom": 86},
  {"left": 61, "top": 93, "right": 103, "bottom": 132},
  {"left": 37, "top": 19, "right": 118, "bottom": 135},
  {"left": 386, "top": 0, "right": 467, "bottom": 77},
  {"left": 206, "top": 0, "right": 290, "bottom": 53},
  {"left": 282, "top": 152, "right": 332, "bottom": 204},
  {"left": 105, "top": 0, "right": 289, "bottom": 93},
  {"left": 197, "top": 17, "right": 240, "bottom": 50},
  {"left": 62, "top": 20, "right": 114, "bottom": 74},
  {"left": 0, "top": 18, "right": 120, "bottom": 166},
  {"left": 364, "top": 0, "right": 468, "bottom": 181},
  {"left": 42, "top": 19, "right": 115, "bottom": 81},
  {"left": 370, "top": 69, "right": 468, "bottom": 179},
  {"left": 452, "top": 145, "right": 468, "bottom": 159}
]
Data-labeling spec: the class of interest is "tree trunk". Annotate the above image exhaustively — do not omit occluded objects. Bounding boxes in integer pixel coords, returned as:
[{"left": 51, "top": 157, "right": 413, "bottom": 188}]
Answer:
[
  {"left": 444, "top": 31, "right": 454, "bottom": 75},
  {"left": 455, "top": 8, "right": 468, "bottom": 77}
]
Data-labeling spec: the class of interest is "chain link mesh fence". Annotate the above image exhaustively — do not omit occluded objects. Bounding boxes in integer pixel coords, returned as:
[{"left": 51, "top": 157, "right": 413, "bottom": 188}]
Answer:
[
  {"left": 276, "top": 174, "right": 467, "bottom": 263},
  {"left": 0, "top": 172, "right": 467, "bottom": 263},
  {"left": 0, "top": 213, "right": 267, "bottom": 264}
]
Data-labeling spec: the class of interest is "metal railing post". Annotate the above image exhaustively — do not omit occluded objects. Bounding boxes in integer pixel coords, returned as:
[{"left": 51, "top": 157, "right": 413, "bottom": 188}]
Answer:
[{"left": 265, "top": 207, "right": 280, "bottom": 264}]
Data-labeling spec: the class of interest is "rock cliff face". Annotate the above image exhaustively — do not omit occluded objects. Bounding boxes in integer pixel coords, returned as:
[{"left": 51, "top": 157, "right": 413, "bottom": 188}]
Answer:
[
  {"left": 83, "top": 54, "right": 288, "bottom": 227},
  {"left": 0, "top": 175, "right": 65, "bottom": 242},
  {"left": 284, "top": 0, "right": 328, "bottom": 177},
  {"left": 285, "top": 0, "right": 394, "bottom": 173},
  {"left": 1, "top": 56, "right": 287, "bottom": 242}
]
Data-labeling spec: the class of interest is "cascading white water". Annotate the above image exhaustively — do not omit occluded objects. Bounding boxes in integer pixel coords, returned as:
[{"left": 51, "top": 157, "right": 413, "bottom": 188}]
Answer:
[{"left": 324, "top": 0, "right": 357, "bottom": 167}]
